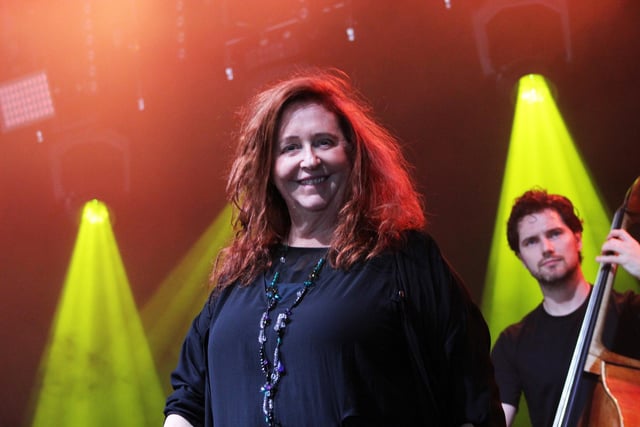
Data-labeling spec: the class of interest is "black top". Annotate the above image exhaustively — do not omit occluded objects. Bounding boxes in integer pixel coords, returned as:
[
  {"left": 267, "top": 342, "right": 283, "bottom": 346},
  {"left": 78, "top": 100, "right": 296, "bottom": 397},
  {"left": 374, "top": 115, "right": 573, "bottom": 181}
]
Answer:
[
  {"left": 165, "top": 231, "right": 505, "bottom": 426},
  {"left": 491, "top": 289, "right": 640, "bottom": 427}
]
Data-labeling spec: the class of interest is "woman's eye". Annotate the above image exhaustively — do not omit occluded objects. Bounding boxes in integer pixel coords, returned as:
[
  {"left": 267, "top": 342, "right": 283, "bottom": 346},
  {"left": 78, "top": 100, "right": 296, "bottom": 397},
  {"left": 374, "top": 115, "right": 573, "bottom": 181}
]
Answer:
[{"left": 316, "top": 138, "right": 335, "bottom": 147}]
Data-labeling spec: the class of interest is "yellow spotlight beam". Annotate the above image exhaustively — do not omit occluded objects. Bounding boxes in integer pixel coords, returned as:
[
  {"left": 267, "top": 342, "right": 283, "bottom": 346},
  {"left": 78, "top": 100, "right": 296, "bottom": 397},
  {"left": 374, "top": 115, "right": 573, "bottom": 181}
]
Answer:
[
  {"left": 482, "top": 74, "right": 636, "bottom": 345},
  {"left": 141, "top": 203, "right": 234, "bottom": 391},
  {"left": 29, "top": 200, "right": 165, "bottom": 427}
]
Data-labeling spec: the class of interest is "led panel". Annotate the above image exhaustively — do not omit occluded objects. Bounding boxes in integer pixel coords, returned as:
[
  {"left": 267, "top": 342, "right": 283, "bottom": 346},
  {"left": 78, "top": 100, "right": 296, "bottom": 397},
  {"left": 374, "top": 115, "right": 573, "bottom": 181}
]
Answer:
[{"left": 0, "top": 71, "right": 55, "bottom": 133}]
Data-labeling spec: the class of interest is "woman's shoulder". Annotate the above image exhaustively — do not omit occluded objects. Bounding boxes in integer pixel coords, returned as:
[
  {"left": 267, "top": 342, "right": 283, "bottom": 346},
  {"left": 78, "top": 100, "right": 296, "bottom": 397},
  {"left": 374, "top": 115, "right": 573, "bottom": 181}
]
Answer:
[
  {"left": 397, "top": 229, "right": 436, "bottom": 251},
  {"left": 391, "top": 229, "right": 457, "bottom": 290},
  {"left": 201, "top": 284, "right": 239, "bottom": 321},
  {"left": 393, "top": 229, "right": 445, "bottom": 266}
]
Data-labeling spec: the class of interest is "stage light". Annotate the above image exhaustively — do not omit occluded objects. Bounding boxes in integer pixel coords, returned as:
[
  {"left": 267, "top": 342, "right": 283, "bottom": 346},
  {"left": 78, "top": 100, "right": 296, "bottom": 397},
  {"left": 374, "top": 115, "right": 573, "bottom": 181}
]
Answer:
[
  {"left": 225, "top": 67, "right": 235, "bottom": 81},
  {"left": 0, "top": 71, "right": 55, "bottom": 133},
  {"left": 222, "top": 1, "right": 355, "bottom": 77},
  {"left": 82, "top": 199, "right": 110, "bottom": 224},
  {"left": 346, "top": 27, "right": 355, "bottom": 42},
  {"left": 48, "top": 127, "right": 131, "bottom": 209},
  {"left": 519, "top": 77, "right": 546, "bottom": 102},
  {"left": 472, "top": 0, "right": 572, "bottom": 78},
  {"left": 176, "top": 0, "right": 186, "bottom": 61},
  {"left": 28, "top": 199, "right": 165, "bottom": 427}
]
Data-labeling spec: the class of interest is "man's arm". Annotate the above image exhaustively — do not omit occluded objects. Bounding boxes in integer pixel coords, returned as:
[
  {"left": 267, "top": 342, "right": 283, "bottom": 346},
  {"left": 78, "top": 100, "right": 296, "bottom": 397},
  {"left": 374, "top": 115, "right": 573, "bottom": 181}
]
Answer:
[
  {"left": 501, "top": 403, "right": 517, "bottom": 427},
  {"left": 163, "top": 414, "right": 194, "bottom": 427}
]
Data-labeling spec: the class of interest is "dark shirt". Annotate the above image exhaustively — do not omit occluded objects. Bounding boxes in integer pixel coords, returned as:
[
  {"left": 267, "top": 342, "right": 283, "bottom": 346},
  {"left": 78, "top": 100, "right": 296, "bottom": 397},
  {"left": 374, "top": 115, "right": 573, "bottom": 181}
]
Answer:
[
  {"left": 492, "top": 289, "right": 640, "bottom": 427},
  {"left": 165, "top": 231, "right": 505, "bottom": 426}
]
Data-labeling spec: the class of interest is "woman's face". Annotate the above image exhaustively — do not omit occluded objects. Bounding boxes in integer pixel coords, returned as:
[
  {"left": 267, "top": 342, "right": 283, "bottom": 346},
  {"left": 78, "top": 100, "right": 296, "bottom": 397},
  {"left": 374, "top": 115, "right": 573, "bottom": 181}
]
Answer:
[{"left": 272, "top": 100, "right": 351, "bottom": 224}]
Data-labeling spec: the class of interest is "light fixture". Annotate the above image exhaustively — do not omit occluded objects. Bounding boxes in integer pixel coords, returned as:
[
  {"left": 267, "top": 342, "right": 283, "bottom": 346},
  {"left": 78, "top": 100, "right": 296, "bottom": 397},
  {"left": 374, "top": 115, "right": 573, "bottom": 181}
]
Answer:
[
  {"left": 0, "top": 71, "right": 55, "bottom": 133},
  {"left": 472, "top": 0, "right": 572, "bottom": 77}
]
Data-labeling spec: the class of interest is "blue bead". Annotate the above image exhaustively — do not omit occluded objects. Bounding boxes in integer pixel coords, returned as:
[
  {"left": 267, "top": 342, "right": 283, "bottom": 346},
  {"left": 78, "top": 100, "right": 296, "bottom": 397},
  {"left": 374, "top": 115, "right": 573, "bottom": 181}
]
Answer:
[{"left": 258, "top": 254, "right": 327, "bottom": 426}]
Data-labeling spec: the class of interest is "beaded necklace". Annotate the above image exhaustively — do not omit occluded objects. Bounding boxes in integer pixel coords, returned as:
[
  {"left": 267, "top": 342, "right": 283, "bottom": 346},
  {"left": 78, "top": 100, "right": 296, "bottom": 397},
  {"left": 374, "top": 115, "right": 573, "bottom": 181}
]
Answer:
[{"left": 258, "top": 246, "right": 327, "bottom": 427}]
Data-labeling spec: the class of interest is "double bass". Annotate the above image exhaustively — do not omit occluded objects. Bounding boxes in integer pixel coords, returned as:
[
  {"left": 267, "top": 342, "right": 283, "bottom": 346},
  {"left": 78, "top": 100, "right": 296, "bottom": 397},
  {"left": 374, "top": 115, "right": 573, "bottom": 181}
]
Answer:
[{"left": 553, "top": 176, "right": 640, "bottom": 426}]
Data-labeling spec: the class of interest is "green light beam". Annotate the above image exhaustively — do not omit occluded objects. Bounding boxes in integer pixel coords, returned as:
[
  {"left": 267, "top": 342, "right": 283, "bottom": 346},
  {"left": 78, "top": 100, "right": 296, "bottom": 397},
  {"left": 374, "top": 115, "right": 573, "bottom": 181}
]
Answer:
[
  {"left": 141, "top": 203, "right": 234, "bottom": 391},
  {"left": 29, "top": 200, "right": 165, "bottom": 427}
]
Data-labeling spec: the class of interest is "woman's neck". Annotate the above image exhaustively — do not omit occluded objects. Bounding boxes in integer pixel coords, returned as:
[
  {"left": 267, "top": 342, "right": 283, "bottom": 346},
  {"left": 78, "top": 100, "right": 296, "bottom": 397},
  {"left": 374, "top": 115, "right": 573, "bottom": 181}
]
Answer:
[
  {"left": 287, "top": 214, "right": 336, "bottom": 247},
  {"left": 286, "top": 233, "right": 332, "bottom": 248}
]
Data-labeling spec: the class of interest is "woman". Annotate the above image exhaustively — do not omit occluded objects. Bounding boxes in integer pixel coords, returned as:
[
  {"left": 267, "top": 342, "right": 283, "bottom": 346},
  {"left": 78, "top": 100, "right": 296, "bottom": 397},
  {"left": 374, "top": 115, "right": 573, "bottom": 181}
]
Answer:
[{"left": 163, "top": 69, "right": 504, "bottom": 427}]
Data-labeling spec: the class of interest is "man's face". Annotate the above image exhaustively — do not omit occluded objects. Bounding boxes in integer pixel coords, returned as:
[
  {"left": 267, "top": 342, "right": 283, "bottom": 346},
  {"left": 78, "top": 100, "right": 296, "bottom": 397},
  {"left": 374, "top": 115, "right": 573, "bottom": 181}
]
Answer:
[{"left": 516, "top": 208, "right": 583, "bottom": 284}]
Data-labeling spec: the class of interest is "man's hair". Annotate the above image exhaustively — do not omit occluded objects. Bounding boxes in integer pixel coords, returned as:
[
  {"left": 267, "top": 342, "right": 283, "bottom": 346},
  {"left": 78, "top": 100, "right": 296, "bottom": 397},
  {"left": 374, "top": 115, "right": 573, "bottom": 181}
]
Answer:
[
  {"left": 506, "top": 188, "right": 583, "bottom": 255},
  {"left": 214, "top": 68, "right": 426, "bottom": 287}
]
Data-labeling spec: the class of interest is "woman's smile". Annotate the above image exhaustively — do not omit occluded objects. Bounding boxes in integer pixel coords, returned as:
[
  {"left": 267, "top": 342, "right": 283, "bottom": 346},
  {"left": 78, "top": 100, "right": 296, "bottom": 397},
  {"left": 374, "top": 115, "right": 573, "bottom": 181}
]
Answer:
[{"left": 272, "top": 101, "right": 351, "bottom": 220}]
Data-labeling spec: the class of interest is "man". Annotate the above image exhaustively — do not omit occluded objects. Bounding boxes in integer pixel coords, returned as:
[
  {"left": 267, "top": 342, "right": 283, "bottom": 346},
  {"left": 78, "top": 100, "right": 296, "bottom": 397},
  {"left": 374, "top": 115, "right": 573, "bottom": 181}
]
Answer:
[{"left": 491, "top": 189, "right": 640, "bottom": 427}]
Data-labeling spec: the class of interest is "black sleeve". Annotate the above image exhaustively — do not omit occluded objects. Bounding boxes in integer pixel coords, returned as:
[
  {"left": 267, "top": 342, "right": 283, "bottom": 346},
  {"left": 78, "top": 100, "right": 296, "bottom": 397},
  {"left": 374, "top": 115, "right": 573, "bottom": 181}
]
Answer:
[
  {"left": 491, "top": 329, "right": 522, "bottom": 408},
  {"left": 396, "top": 231, "right": 506, "bottom": 427},
  {"left": 163, "top": 298, "right": 214, "bottom": 427}
]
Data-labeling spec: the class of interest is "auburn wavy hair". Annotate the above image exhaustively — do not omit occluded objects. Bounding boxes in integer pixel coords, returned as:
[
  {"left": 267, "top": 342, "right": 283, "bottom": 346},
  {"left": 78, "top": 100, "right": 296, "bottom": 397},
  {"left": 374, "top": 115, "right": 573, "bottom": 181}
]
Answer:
[{"left": 213, "top": 68, "right": 426, "bottom": 288}]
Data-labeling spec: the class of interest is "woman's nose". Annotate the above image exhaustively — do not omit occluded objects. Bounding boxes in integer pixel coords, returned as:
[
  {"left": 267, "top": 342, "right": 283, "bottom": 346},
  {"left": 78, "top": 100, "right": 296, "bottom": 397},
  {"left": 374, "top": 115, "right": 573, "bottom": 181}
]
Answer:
[{"left": 300, "top": 146, "right": 320, "bottom": 168}]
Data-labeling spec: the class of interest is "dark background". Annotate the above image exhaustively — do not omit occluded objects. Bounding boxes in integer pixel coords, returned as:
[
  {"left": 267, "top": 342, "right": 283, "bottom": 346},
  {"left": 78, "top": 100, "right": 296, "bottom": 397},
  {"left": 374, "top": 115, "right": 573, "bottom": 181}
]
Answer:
[{"left": 1, "top": 1, "right": 639, "bottom": 425}]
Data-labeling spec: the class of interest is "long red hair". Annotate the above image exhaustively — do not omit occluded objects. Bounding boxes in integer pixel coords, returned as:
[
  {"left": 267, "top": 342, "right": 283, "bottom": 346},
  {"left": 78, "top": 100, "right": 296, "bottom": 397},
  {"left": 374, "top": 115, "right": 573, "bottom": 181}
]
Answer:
[{"left": 214, "top": 68, "right": 426, "bottom": 288}]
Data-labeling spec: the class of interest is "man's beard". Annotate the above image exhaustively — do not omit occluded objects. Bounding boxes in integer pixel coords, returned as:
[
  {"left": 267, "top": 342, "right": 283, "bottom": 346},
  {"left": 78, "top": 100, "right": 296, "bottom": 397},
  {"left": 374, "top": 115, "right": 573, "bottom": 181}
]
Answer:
[{"left": 534, "top": 260, "right": 579, "bottom": 286}]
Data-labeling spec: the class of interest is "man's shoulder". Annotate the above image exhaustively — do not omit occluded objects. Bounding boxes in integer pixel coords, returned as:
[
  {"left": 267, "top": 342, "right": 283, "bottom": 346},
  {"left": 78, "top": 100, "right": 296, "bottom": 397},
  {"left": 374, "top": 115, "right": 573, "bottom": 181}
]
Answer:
[{"left": 497, "top": 304, "right": 546, "bottom": 341}]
